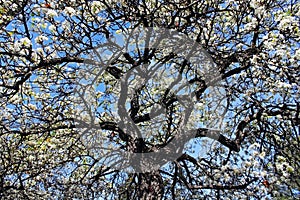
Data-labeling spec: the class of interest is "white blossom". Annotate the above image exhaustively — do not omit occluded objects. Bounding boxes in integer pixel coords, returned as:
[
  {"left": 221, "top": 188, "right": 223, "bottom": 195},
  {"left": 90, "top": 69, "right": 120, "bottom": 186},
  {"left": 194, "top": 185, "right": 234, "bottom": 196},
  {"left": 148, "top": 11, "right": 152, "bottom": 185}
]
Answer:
[
  {"left": 91, "top": 1, "right": 103, "bottom": 15},
  {"left": 35, "top": 47, "right": 44, "bottom": 55},
  {"left": 20, "top": 37, "right": 31, "bottom": 47},
  {"left": 250, "top": 0, "right": 262, "bottom": 9},
  {"left": 64, "top": 7, "right": 76, "bottom": 16},
  {"left": 49, "top": 24, "right": 56, "bottom": 33},
  {"left": 258, "top": 152, "right": 266, "bottom": 159},
  {"left": 244, "top": 18, "right": 258, "bottom": 31},
  {"left": 11, "top": 3, "right": 18, "bottom": 11},
  {"left": 46, "top": 9, "right": 58, "bottom": 18},
  {"left": 13, "top": 41, "right": 21, "bottom": 51},
  {"left": 35, "top": 35, "right": 48, "bottom": 44}
]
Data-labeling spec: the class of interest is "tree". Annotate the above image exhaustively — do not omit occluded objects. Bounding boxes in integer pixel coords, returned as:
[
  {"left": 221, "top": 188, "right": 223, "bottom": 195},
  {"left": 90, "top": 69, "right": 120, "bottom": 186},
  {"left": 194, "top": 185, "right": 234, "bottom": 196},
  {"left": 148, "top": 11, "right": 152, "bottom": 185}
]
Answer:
[{"left": 0, "top": 0, "right": 299, "bottom": 199}]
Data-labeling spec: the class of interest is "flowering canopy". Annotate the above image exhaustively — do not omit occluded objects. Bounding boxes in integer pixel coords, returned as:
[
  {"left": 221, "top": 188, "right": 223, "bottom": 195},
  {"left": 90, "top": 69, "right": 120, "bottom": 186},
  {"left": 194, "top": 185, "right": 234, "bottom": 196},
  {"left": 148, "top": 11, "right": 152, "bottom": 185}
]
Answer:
[{"left": 0, "top": 0, "right": 299, "bottom": 199}]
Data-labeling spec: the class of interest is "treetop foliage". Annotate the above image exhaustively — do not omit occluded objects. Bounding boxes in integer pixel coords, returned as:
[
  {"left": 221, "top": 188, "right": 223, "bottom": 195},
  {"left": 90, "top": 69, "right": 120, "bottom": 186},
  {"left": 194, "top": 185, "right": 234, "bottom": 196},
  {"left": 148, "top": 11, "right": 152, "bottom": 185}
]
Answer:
[{"left": 0, "top": 0, "right": 299, "bottom": 199}]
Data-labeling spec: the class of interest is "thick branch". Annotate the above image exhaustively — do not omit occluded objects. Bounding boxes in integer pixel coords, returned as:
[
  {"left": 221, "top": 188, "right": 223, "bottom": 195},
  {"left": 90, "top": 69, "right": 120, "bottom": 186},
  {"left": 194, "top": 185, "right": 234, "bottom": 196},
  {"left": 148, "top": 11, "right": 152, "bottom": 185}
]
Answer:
[{"left": 196, "top": 128, "right": 239, "bottom": 152}]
